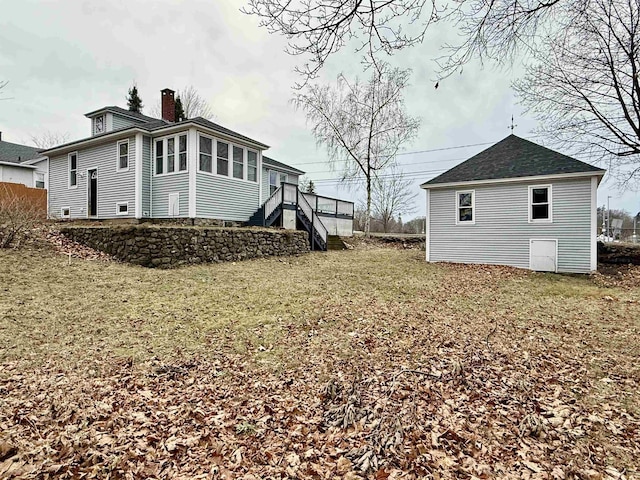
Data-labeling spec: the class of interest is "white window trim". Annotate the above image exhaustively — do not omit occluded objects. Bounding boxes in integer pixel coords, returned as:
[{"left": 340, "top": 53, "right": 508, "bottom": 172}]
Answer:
[
  {"left": 116, "top": 139, "right": 130, "bottom": 172},
  {"left": 528, "top": 184, "right": 553, "bottom": 223},
  {"left": 68, "top": 151, "right": 78, "bottom": 189},
  {"left": 34, "top": 171, "right": 46, "bottom": 189},
  {"left": 153, "top": 133, "right": 189, "bottom": 177},
  {"left": 94, "top": 115, "right": 105, "bottom": 135},
  {"left": 455, "top": 189, "right": 475, "bottom": 225},
  {"left": 115, "top": 202, "right": 129, "bottom": 216},
  {"left": 196, "top": 132, "right": 259, "bottom": 184},
  {"left": 60, "top": 207, "right": 71, "bottom": 219}
]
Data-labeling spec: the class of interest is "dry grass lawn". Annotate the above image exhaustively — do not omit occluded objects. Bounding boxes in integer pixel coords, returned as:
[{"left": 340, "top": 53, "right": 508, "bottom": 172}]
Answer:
[{"left": 0, "top": 246, "right": 639, "bottom": 479}]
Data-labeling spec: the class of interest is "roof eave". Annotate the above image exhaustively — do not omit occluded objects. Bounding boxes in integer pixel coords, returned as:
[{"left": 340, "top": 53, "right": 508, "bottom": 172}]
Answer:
[
  {"left": 40, "top": 127, "right": 146, "bottom": 156},
  {"left": 420, "top": 170, "right": 607, "bottom": 189},
  {"left": 0, "top": 161, "right": 37, "bottom": 169}
]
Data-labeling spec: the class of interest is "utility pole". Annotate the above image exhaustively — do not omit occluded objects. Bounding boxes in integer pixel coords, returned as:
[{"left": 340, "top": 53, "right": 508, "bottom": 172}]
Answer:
[{"left": 607, "top": 196, "right": 612, "bottom": 242}]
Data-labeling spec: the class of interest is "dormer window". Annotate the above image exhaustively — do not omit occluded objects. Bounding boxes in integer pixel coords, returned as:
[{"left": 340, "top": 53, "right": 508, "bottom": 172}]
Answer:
[{"left": 94, "top": 115, "right": 105, "bottom": 134}]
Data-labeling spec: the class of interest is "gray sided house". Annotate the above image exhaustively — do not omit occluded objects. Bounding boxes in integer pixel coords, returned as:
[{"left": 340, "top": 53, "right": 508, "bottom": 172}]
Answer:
[
  {"left": 421, "top": 135, "right": 605, "bottom": 274},
  {"left": 42, "top": 89, "right": 354, "bottom": 250},
  {"left": 0, "top": 133, "right": 48, "bottom": 190}
]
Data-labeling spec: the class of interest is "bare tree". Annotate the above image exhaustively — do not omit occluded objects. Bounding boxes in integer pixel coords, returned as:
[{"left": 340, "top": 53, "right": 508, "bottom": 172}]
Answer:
[
  {"left": 293, "top": 63, "right": 420, "bottom": 235},
  {"left": 149, "top": 86, "right": 215, "bottom": 120},
  {"left": 243, "top": 0, "right": 569, "bottom": 82},
  {"left": 299, "top": 176, "right": 317, "bottom": 193},
  {"left": 371, "top": 167, "right": 417, "bottom": 233},
  {"left": 27, "top": 131, "right": 70, "bottom": 149},
  {"left": 514, "top": 0, "right": 640, "bottom": 186}
]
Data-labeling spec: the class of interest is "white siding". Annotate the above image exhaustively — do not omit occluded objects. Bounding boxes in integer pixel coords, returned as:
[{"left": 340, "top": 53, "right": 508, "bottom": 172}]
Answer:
[
  {"left": 0, "top": 164, "right": 34, "bottom": 186},
  {"left": 196, "top": 173, "right": 260, "bottom": 221},
  {"left": 112, "top": 114, "right": 143, "bottom": 131},
  {"left": 49, "top": 138, "right": 136, "bottom": 219},
  {"left": 260, "top": 166, "right": 300, "bottom": 203},
  {"left": 428, "top": 177, "right": 596, "bottom": 273}
]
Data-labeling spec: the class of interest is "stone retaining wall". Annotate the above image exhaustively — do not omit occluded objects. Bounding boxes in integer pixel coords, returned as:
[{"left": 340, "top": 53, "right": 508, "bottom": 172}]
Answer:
[{"left": 60, "top": 226, "right": 310, "bottom": 268}]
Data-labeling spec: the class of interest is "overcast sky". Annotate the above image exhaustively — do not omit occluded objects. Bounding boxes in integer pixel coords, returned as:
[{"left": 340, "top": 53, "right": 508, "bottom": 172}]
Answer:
[{"left": 1, "top": 0, "right": 638, "bottom": 219}]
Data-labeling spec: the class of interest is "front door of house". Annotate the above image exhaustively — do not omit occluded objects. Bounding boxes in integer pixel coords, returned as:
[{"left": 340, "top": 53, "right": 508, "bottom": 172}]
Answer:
[{"left": 88, "top": 169, "right": 98, "bottom": 217}]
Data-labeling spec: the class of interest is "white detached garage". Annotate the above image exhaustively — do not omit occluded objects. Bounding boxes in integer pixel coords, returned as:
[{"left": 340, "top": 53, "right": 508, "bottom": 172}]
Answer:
[{"left": 421, "top": 135, "right": 606, "bottom": 273}]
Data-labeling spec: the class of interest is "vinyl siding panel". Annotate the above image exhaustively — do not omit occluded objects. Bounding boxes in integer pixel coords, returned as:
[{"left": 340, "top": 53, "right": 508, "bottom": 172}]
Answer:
[
  {"left": 142, "top": 136, "right": 151, "bottom": 217},
  {"left": 151, "top": 173, "right": 189, "bottom": 217},
  {"left": 112, "top": 114, "right": 142, "bottom": 131},
  {"left": 260, "top": 166, "right": 299, "bottom": 203},
  {"left": 196, "top": 173, "right": 260, "bottom": 221},
  {"left": 428, "top": 178, "right": 594, "bottom": 273},
  {"left": 48, "top": 138, "right": 136, "bottom": 219}
]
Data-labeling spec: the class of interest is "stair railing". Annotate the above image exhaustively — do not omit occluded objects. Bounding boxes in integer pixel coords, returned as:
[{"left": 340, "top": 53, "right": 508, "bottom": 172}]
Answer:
[
  {"left": 297, "top": 191, "right": 327, "bottom": 248},
  {"left": 263, "top": 186, "right": 282, "bottom": 225}
]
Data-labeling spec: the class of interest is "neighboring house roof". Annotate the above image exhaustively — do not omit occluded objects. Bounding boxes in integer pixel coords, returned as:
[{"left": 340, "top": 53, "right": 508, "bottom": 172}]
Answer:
[
  {"left": 263, "top": 156, "right": 305, "bottom": 175},
  {"left": 84, "top": 106, "right": 160, "bottom": 124},
  {"left": 422, "top": 135, "right": 605, "bottom": 187},
  {"left": 0, "top": 140, "right": 42, "bottom": 164}
]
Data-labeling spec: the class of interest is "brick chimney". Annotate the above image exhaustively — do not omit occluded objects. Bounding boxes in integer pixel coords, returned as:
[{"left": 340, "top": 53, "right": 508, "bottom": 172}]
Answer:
[{"left": 161, "top": 88, "right": 175, "bottom": 122}]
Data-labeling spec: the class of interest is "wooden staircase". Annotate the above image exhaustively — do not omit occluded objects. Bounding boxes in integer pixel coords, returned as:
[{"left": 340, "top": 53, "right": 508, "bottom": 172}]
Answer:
[
  {"left": 247, "top": 183, "right": 328, "bottom": 251},
  {"left": 327, "top": 235, "right": 347, "bottom": 250}
]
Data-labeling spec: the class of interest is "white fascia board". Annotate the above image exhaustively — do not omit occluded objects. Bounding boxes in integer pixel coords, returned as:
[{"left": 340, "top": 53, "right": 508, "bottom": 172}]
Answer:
[
  {"left": 182, "top": 125, "right": 268, "bottom": 151},
  {"left": 421, "top": 171, "right": 606, "bottom": 190},
  {"left": 22, "top": 156, "right": 48, "bottom": 166},
  {"left": 0, "top": 161, "right": 37, "bottom": 169}
]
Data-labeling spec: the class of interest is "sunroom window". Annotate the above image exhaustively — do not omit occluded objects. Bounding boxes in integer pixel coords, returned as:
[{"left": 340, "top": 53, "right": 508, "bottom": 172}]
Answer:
[
  {"left": 199, "top": 136, "right": 213, "bottom": 173},
  {"left": 233, "top": 146, "right": 244, "bottom": 179},
  {"left": 217, "top": 141, "right": 229, "bottom": 176},
  {"left": 247, "top": 151, "right": 258, "bottom": 182}
]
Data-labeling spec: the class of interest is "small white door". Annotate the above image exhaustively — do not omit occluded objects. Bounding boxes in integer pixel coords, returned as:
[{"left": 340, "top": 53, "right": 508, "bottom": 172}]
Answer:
[
  {"left": 168, "top": 193, "right": 180, "bottom": 217},
  {"left": 530, "top": 239, "right": 557, "bottom": 272}
]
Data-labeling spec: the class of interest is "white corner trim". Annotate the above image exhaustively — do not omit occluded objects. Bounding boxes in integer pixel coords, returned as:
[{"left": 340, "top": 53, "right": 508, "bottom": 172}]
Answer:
[
  {"left": 188, "top": 127, "right": 197, "bottom": 218},
  {"left": 425, "top": 189, "right": 431, "bottom": 262},
  {"left": 134, "top": 133, "right": 143, "bottom": 219},
  {"left": 590, "top": 176, "right": 598, "bottom": 271},
  {"left": 258, "top": 151, "right": 263, "bottom": 205}
]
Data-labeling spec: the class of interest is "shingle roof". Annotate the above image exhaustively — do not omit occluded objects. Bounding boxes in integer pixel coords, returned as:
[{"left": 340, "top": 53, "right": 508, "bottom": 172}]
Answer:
[
  {"left": 84, "top": 106, "right": 159, "bottom": 123},
  {"left": 262, "top": 156, "right": 305, "bottom": 175},
  {"left": 422, "top": 135, "right": 605, "bottom": 187},
  {"left": 41, "top": 117, "right": 269, "bottom": 154},
  {"left": 0, "top": 140, "right": 42, "bottom": 163}
]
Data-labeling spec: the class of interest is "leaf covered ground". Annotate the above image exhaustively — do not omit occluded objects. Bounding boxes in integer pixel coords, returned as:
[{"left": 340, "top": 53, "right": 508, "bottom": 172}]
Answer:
[{"left": 0, "top": 246, "right": 639, "bottom": 479}]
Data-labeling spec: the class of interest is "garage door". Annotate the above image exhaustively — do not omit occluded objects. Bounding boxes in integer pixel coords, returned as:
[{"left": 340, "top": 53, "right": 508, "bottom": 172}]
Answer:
[{"left": 530, "top": 239, "right": 557, "bottom": 272}]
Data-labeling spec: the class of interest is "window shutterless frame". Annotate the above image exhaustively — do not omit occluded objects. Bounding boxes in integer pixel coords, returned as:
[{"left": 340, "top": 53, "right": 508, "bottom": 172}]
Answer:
[
  {"left": 60, "top": 207, "right": 71, "bottom": 219},
  {"left": 154, "top": 133, "right": 188, "bottom": 176},
  {"left": 116, "top": 139, "right": 129, "bottom": 172},
  {"left": 528, "top": 184, "right": 553, "bottom": 223},
  {"left": 68, "top": 151, "right": 78, "bottom": 189},
  {"left": 196, "top": 132, "right": 258, "bottom": 183},
  {"left": 455, "top": 189, "right": 475, "bottom": 225}
]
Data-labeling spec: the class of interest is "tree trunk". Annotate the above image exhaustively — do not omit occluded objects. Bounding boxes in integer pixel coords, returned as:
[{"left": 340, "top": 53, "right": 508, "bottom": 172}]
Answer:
[{"left": 365, "top": 170, "right": 372, "bottom": 237}]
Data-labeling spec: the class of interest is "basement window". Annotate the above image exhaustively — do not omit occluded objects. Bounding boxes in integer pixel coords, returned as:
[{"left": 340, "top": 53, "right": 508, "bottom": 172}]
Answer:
[
  {"left": 116, "top": 202, "right": 129, "bottom": 216},
  {"left": 455, "top": 190, "right": 475, "bottom": 224},
  {"left": 61, "top": 207, "right": 70, "bottom": 219},
  {"left": 529, "top": 185, "right": 552, "bottom": 223}
]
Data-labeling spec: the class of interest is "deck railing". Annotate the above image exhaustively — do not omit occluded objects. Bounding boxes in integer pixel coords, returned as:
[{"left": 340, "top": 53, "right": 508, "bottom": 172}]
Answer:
[
  {"left": 302, "top": 192, "right": 354, "bottom": 218},
  {"left": 283, "top": 183, "right": 298, "bottom": 204}
]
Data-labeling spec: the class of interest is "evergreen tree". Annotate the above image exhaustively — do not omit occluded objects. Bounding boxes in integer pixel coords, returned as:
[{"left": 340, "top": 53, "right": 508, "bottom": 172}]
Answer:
[
  {"left": 175, "top": 96, "right": 186, "bottom": 121},
  {"left": 127, "top": 84, "right": 143, "bottom": 113}
]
